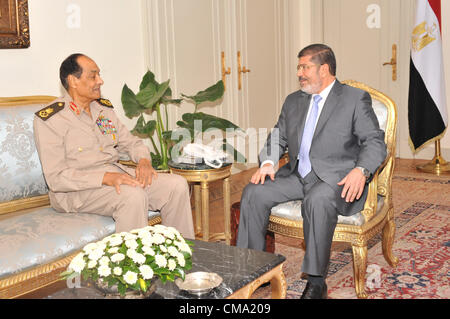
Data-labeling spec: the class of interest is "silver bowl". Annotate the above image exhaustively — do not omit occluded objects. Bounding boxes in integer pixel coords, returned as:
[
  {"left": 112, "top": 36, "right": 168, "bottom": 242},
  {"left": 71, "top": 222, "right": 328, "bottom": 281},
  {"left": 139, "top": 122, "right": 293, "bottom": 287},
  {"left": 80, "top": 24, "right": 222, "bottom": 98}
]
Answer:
[{"left": 175, "top": 272, "right": 223, "bottom": 295}]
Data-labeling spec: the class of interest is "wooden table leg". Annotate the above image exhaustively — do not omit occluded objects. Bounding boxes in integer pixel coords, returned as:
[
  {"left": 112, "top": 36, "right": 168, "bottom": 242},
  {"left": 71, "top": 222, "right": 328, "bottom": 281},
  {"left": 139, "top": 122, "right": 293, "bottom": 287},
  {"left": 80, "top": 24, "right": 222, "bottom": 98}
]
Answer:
[
  {"left": 194, "top": 184, "right": 202, "bottom": 236},
  {"left": 269, "top": 263, "right": 287, "bottom": 299},
  {"left": 201, "top": 181, "right": 209, "bottom": 241},
  {"left": 226, "top": 263, "right": 286, "bottom": 299},
  {"left": 223, "top": 177, "right": 231, "bottom": 245}
]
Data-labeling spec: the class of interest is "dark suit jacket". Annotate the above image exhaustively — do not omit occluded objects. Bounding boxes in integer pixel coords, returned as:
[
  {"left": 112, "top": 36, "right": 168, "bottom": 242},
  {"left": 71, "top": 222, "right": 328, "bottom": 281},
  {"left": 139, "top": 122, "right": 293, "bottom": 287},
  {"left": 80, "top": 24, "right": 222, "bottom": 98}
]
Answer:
[{"left": 260, "top": 80, "right": 387, "bottom": 216}]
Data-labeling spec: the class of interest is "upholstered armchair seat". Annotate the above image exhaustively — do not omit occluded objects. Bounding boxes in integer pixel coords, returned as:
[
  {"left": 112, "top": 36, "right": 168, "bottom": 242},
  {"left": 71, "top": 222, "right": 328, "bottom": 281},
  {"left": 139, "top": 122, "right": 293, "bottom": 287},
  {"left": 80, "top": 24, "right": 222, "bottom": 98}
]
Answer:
[{"left": 271, "top": 197, "right": 384, "bottom": 227}]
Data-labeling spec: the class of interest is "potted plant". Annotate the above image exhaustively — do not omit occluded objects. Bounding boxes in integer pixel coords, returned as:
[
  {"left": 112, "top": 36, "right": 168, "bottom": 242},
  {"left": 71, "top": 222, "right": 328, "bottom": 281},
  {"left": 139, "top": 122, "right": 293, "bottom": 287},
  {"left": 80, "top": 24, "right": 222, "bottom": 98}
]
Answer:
[
  {"left": 60, "top": 225, "right": 193, "bottom": 298},
  {"left": 121, "top": 71, "right": 245, "bottom": 170}
]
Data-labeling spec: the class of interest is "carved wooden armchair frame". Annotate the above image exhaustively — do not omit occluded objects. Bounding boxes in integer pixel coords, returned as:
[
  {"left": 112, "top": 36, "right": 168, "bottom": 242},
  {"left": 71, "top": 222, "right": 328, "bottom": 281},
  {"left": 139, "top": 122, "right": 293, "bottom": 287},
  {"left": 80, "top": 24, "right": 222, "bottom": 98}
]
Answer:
[{"left": 267, "top": 80, "right": 399, "bottom": 298}]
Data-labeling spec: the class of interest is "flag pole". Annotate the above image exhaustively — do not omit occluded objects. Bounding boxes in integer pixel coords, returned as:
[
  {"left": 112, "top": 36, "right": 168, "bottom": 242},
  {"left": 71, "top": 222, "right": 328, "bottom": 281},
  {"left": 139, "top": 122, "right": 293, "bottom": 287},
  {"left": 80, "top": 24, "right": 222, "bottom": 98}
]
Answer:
[{"left": 417, "top": 140, "right": 450, "bottom": 175}]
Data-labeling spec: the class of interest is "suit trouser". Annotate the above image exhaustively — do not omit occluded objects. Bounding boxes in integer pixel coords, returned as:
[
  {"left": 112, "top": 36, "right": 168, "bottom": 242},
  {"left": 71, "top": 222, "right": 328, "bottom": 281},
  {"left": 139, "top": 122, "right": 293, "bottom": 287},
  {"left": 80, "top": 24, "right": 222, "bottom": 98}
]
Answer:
[
  {"left": 52, "top": 173, "right": 195, "bottom": 239},
  {"left": 236, "top": 169, "right": 338, "bottom": 277}
]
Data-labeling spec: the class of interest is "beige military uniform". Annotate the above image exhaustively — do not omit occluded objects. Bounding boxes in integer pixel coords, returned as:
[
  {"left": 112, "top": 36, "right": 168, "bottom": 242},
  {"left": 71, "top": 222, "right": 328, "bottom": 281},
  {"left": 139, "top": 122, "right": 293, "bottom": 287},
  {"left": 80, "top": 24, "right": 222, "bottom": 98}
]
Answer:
[{"left": 33, "top": 94, "right": 194, "bottom": 238}]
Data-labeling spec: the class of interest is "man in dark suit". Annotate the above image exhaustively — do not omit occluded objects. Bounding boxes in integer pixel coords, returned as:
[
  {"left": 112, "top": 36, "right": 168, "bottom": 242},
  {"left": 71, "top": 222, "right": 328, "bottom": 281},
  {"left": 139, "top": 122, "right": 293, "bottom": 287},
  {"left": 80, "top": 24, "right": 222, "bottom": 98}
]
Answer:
[{"left": 236, "top": 44, "right": 386, "bottom": 299}]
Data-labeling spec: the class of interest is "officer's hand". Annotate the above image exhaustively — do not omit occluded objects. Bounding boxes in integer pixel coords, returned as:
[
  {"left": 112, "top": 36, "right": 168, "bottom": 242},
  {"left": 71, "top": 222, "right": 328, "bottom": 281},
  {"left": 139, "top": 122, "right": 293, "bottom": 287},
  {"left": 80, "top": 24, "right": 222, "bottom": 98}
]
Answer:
[
  {"left": 337, "top": 168, "right": 366, "bottom": 203},
  {"left": 102, "top": 172, "right": 142, "bottom": 194},
  {"left": 250, "top": 163, "right": 275, "bottom": 185},
  {"left": 136, "top": 158, "right": 157, "bottom": 188}
]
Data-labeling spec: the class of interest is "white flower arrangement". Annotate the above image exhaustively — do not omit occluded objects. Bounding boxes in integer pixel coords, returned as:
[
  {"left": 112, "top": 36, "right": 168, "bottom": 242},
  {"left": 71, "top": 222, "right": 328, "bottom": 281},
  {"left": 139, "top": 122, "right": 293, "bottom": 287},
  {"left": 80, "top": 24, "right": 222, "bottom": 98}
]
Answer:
[{"left": 61, "top": 225, "right": 193, "bottom": 296}]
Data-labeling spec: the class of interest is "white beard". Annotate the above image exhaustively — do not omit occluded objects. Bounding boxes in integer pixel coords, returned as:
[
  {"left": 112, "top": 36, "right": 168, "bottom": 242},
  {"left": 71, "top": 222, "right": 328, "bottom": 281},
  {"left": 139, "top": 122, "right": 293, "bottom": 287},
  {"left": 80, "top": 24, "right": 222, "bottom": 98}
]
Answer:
[{"left": 300, "top": 80, "right": 322, "bottom": 95}]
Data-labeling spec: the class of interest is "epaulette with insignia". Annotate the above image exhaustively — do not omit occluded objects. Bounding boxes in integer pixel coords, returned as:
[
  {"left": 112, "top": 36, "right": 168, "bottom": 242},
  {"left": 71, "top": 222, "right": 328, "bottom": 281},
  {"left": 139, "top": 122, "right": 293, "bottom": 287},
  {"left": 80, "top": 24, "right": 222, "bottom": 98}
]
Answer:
[
  {"left": 35, "top": 101, "right": 65, "bottom": 121},
  {"left": 97, "top": 98, "right": 114, "bottom": 108}
]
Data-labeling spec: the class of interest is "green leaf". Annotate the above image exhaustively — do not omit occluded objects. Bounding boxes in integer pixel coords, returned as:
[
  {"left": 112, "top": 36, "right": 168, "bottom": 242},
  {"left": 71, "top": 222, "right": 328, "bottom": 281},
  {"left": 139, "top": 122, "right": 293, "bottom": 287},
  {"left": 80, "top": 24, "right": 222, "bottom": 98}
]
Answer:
[
  {"left": 175, "top": 120, "right": 190, "bottom": 129},
  {"left": 139, "top": 70, "right": 158, "bottom": 91},
  {"left": 143, "top": 80, "right": 171, "bottom": 110},
  {"left": 181, "top": 80, "right": 224, "bottom": 106},
  {"left": 81, "top": 270, "right": 90, "bottom": 281},
  {"left": 161, "top": 130, "right": 174, "bottom": 142},
  {"left": 118, "top": 282, "right": 127, "bottom": 297},
  {"left": 121, "top": 84, "right": 144, "bottom": 119},
  {"left": 131, "top": 116, "right": 157, "bottom": 136},
  {"left": 106, "top": 277, "right": 118, "bottom": 288},
  {"left": 178, "top": 112, "right": 242, "bottom": 133},
  {"left": 175, "top": 268, "right": 185, "bottom": 280},
  {"left": 162, "top": 96, "right": 183, "bottom": 105},
  {"left": 163, "top": 129, "right": 182, "bottom": 146},
  {"left": 185, "top": 240, "right": 195, "bottom": 246},
  {"left": 181, "top": 251, "right": 192, "bottom": 260},
  {"left": 59, "top": 270, "right": 74, "bottom": 278},
  {"left": 136, "top": 82, "right": 158, "bottom": 108},
  {"left": 150, "top": 152, "right": 162, "bottom": 168},
  {"left": 166, "top": 273, "right": 175, "bottom": 282},
  {"left": 161, "top": 87, "right": 183, "bottom": 105}
]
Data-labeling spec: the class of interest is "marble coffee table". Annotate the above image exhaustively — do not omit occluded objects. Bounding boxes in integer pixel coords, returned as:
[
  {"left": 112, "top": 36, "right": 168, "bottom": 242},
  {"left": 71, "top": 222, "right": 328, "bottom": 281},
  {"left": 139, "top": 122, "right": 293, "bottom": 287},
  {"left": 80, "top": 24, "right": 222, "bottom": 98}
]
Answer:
[{"left": 47, "top": 240, "right": 286, "bottom": 299}]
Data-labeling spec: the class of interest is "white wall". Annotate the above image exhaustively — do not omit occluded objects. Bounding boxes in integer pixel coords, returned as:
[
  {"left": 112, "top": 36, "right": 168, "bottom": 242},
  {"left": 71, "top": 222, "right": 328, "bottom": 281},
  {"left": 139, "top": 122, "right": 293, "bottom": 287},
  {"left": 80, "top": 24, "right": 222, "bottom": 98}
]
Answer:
[
  {"left": 0, "top": 0, "right": 146, "bottom": 130},
  {"left": 2, "top": 0, "right": 449, "bottom": 161}
]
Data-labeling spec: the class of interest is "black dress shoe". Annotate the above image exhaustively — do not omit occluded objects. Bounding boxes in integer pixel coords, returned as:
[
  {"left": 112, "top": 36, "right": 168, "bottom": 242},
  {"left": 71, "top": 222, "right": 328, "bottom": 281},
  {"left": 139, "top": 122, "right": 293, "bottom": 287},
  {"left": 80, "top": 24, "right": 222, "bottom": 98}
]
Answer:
[{"left": 300, "top": 282, "right": 327, "bottom": 299}]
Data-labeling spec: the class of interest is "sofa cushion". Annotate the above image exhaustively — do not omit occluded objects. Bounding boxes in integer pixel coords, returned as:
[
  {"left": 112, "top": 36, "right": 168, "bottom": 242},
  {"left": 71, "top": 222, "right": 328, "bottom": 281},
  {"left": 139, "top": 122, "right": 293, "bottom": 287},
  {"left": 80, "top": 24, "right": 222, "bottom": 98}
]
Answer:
[
  {"left": 270, "top": 196, "right": 385, "bottom": 226},
  {"left": 0, "top": 104, "right": 49, "bottom": 203},
  {"left": 0, "top": 207, "right": 161, "bottom": 278}
]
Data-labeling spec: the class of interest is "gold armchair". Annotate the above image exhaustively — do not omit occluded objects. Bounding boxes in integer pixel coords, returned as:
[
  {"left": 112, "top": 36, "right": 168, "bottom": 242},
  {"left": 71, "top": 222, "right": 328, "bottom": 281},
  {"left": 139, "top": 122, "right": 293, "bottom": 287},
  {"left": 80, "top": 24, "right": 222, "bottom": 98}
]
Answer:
[{"left": 267, "top": 80, "right": 398, "bottom": 298}]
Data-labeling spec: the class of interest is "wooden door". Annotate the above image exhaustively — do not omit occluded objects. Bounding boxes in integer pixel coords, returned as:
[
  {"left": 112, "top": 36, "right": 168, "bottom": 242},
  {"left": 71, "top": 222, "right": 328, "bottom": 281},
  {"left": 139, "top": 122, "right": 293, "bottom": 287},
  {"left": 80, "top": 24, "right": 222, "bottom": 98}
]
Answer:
[
  {"left": 232, "top": 0, "right": 280, "bottom": 131},
  {"left": 318, "top": 0, "right": 415, "bottom": 159}
]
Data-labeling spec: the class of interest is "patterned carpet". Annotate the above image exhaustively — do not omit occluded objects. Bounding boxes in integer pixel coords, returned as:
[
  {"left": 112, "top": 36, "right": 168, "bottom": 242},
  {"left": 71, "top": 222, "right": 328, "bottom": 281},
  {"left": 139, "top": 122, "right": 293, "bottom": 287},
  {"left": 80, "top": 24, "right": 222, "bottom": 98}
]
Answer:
[{"left": 249, "top": 159, "right": 450, "bottom": 299}]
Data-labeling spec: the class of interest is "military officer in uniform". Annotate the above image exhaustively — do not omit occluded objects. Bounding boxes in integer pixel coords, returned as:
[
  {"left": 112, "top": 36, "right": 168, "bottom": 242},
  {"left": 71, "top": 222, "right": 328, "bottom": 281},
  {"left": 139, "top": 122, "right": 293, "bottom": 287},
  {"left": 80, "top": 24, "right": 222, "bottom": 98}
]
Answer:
[{"left": 33, "top": 53, "right": 195, "bottom": 238}]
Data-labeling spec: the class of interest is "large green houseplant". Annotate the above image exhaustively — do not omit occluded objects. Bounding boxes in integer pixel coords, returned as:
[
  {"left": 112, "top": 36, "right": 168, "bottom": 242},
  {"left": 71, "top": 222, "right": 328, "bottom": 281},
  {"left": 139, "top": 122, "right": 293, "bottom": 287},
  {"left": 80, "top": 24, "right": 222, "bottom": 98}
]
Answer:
[{"left": 121, "top": 71, "right": 245, "bottom": 170}]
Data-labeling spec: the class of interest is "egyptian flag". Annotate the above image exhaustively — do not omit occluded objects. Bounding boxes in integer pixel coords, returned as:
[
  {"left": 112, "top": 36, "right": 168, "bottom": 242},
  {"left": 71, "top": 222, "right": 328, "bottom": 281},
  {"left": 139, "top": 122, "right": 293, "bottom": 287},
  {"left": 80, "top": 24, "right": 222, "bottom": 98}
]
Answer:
[{"left": 409, "top": 0, "right": 448, "bottom": 151}]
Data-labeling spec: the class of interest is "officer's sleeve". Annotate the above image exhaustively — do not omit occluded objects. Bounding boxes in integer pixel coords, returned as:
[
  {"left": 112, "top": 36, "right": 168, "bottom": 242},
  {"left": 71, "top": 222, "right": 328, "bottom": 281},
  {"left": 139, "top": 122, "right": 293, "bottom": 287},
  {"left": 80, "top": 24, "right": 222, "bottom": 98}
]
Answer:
[
  {"left": 33, "top": 117, "right": 105, "bottom": 192},
  {"left": 112, "top": 112, "right": 151, "bottom": 164}
]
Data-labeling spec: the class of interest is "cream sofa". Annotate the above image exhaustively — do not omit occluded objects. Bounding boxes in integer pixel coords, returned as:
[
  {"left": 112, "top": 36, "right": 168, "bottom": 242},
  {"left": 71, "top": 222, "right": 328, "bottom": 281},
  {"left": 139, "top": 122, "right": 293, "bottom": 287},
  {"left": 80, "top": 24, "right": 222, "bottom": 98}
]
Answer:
[{"left": 0, "top": 96, "right": 161, "bottom": 298}]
